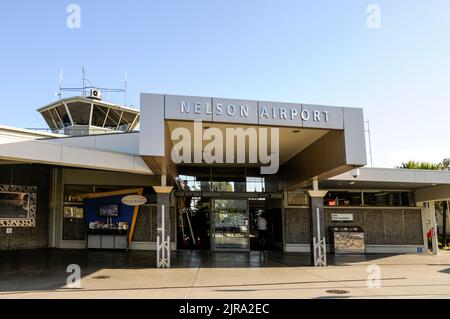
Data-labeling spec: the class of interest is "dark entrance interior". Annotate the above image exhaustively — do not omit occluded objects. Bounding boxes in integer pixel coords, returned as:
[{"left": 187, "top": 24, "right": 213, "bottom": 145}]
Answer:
[
  {"left": 175, "top": 169, "right": 283, "bottom": 252},
  {"left": 177, "top": 196, "right": 211, "bottom": 250},
  {"left": 249, "top": 199, "right": 265, "bottom": 250},
  {"left": 250, "top": 199, "right": 283, "bottom": 251},
  {"left": 176, "top": 194, "right": 283, "bottom": 252}
]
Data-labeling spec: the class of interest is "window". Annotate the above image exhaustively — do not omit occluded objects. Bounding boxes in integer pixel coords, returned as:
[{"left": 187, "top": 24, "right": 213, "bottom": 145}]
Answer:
[
  {"left": 62, "top": 185, "right": 92, "bottom": 241},
  {"left": 91, "top": 104, "right": 109, "bottom": 127},
  {"left": 67, "top": 102, "right": 91, "bottom": 125},
  {"left": 325, "top": 191, "right": 362, "bottom": 206},
  {"left": 324, "top": 191, "right": 413, "bottom": 207},
  {"left": 363, "top": 191, "right": 413, "bottom": 206},
  {"left": 104, "top": 108, "right": 121, "bottom": 129},
  {"left": 246, "top": 177, "right": 265, "bottom": 192},
  {"left": 56, "top": 104, "right": 72, "bottom": 127},
  {"left": 62, "top": 185, "right": 147, "bottom": 241},
  {"left": 41, "top": 110, "right": 58, "bottom": 130},
  {"left": 118, "top": 111, "right": 138, "bottom": 131},
  {"left": 49, "top": 108, "right": 64, "bottom": 129},
  {"left": 64, "top": 206, "right": 84, "bottom": 219}
]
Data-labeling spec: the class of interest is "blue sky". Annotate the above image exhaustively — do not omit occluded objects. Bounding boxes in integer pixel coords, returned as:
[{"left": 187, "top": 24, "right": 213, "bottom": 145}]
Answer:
[{"left": 0, "top": 0, "right": 449, "bottom": 167}]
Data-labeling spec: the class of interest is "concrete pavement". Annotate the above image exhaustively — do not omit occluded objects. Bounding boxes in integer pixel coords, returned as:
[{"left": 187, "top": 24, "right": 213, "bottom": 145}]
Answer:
[{"left": 0, "top": 250, "right": 449, "bottom": 299}]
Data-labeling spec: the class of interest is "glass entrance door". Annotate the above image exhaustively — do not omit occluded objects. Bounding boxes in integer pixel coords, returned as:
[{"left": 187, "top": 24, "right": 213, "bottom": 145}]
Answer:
[{"left": 212, "top": 199, "right": 249, "bottom": 251}]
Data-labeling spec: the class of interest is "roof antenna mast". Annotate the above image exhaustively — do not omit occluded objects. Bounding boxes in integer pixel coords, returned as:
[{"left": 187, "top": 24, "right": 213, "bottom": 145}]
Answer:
[
  {"left": 56, "top": 67, "right": 126, "bottom": 102},
  {"left": 124, "top": 72, "right": 128, "bottom": 107},
  {"left": 81, "top": 66, "right": 87, "bottom": 97},
  {"left": 58, "top": 69, "right": 64, "bottom": 100},
  {"left": 365, "top": 120, "right": 374, "bottom": 167}
]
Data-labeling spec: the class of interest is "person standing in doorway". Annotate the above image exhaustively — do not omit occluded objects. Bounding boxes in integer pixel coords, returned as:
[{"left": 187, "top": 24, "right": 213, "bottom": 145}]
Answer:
[{"left": 257, "top": 213, "right": 268, "bottom": 251}]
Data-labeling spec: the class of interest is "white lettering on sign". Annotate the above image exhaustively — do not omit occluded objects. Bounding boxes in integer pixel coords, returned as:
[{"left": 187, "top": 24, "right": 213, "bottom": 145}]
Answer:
[
  {"left": 179, "top": 101, "right": 331, "bottom": 123},
  {"left": 331, "top": 213, "right": 354, "bottom": 222},
  {"left": 301, "top": 110, "right": 310, "bottom": 121}
]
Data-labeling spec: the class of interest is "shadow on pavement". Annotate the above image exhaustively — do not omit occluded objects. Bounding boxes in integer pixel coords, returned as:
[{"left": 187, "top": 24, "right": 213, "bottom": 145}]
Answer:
[{"left": 0, "top": 249, "right": 404, "bottom": 293}]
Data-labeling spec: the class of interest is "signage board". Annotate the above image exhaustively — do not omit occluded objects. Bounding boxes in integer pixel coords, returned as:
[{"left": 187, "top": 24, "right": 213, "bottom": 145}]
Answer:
[
  {"left": 331, "top": 213, "right": 354, "bottom": 222},
  {"left": 121, "top": 195, "right": 147, "bottom": 207},
  {"left": 163, "top": 94, "right": 345, "bottom": 129}
]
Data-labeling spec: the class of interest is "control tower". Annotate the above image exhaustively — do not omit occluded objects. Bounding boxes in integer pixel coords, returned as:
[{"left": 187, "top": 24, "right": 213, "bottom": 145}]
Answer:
[{"left": 37, "top": 89, "right": 140, "bottom": 136}]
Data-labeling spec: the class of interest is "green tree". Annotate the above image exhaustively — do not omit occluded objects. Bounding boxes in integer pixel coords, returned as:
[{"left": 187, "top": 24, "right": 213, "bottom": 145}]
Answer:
[
  {"left": 398, "top": 160, "right": 442, "bottom": 170},
  {"left": 441, "top": 158, "right": 450, "bottom": 170}
]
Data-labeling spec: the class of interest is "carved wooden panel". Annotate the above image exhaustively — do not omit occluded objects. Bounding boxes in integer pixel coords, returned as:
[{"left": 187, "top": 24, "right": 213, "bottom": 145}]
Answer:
[{"left": 0, "top": 184, "right": 37, "bottom": 227}]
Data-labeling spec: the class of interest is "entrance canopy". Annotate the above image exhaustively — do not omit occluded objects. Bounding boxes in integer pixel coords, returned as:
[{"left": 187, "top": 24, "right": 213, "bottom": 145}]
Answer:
[{"left": 139, "top": 93, "right": 367, "bottom": 190}]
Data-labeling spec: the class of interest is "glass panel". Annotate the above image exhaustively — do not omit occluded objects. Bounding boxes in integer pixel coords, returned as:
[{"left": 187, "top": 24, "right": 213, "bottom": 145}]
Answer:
[
  {"left": 118, "top": 111, "right": 138, "bottom": 131},
  {"left": 400, "top": 192, "right": 413, "bottom": 206},
  {"left": 104, "top": 108, "right": 121, "bottom": 129},
  {"left": 363, "top": 191, "right": 404, "bottom": 206},
  {"left": 325, "top": 191, "right": 362, "bottom": 206},
  {"left": 212, "top": 199, "right": 249, "bottom": 250},
  {"left": 211, "top": 181, "right": 235, "bottom": 192},
  {"left": 49, "top": 108, "right": 63, "bottom": 129},
  {"left": 64, "top": 206, "right": 84, "bottom": 218},
  {"left": 178, "top": 175, "right": 202, "bottom": 191},
  {"left": 67, "top": 102, "right": 91, "bottom": 125},
  {"left": 210, "top": 167, "right": 246, "bottom": 192},
  {"left": 41, "top": 110, "right": 58, "bottom": 130},
  {"left": 62, "top": 185, "right": 143, "bottom": 241},
  {"left": 64, "top": 185, "right": 94, "bottom": 203},
  {"left": 63, "top": 185, "right": 92, "bottom": 241},
  {"left": 91, "top": 104, "right": 109, "bottom": 127},
  {"left": 62, "top": 217, "right": 86, "bottom": 240},
  {"left": 246, "top": 177, "right": 265, "bottom": 192},
  {"left": 56, "top": 104, "right": 72, "bottom": 127}
]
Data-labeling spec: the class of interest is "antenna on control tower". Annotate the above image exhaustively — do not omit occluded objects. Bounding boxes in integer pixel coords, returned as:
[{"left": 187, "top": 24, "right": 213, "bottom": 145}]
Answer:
[
  {"left": 55, "top": 67, "right": 128, "bottom": 103},
  {"left": 365, "top": 120, "right": 374, "bottom": 167}
]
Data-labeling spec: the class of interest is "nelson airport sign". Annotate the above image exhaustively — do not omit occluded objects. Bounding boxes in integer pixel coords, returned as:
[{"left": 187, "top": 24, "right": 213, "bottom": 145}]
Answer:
[
  {"left": 181, "top": 100, "right": 331, "bottom": 123},
  {"left": 165, "top": 96, "right": 345, "bottom": 174}
]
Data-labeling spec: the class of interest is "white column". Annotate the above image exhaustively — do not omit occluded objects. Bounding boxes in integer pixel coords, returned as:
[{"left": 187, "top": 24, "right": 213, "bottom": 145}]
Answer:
[
  {"left": 429, "top": 202, "right": 439, "bottom": 255},
  {"left": 421, "top": 201, "right": 439, "bottom": 255}
]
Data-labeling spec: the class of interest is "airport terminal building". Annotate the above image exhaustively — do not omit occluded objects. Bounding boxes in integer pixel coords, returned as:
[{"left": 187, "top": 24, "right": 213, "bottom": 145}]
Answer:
[{"left": 0, "top": 92, "right": 449, "bottom": 267}]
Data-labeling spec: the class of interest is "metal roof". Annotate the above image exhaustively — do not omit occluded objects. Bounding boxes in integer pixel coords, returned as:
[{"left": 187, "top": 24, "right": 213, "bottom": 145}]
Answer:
[
  {"left": 321, "top": 167, "right": 450, "bottom": 190},
  {"left": 37, "top": 96, "right": 140, "bottom": 114}
]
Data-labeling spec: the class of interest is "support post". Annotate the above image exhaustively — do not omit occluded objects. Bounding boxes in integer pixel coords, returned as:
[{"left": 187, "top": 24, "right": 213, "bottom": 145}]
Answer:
[
  {"left": 443, "top": 201, "right": 448, "bottom": 248},
  {"left": 307, "top": 189, "right": 328, "bottom": 267},
  {"left": 424, "top": 201, "right": 440, "bottom": 255},
  {"left": 153, "top": 186, "right": 173, "bottom": 268}
]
